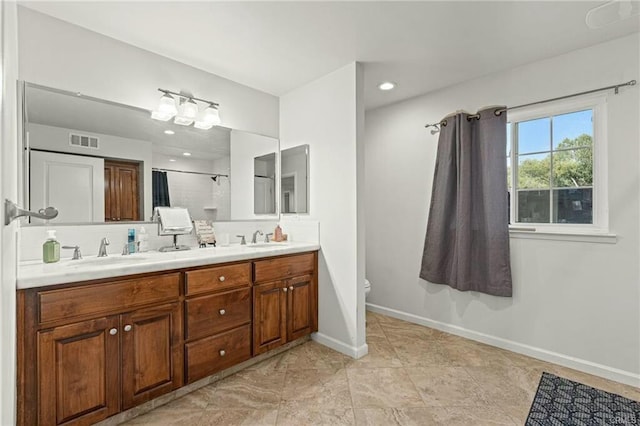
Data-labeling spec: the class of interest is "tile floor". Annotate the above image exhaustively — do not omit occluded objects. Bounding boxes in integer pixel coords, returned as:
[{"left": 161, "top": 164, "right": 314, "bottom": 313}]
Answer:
[{"left": 123, "top": 311, "right": 640, "bottom": 425}]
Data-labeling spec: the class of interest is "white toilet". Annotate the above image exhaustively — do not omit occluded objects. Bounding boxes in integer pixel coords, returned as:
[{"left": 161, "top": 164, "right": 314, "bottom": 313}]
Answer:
[{"left": 364, "top": 278, "right": 372, "bottom": 298}]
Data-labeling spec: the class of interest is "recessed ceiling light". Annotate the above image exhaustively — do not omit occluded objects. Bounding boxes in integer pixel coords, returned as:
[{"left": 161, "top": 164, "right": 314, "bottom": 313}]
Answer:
[
  {"left": 378, "top": 82, "right": 396, "bottom": 91},
  {"left": 164, "top": 130, "right": 175, "bottom": 135},
  {"left": 183, "top": 152, "right": 191, "bottom": 156},
  {"left": 169, "top": 159, "right": 176, "bottom": 162}
]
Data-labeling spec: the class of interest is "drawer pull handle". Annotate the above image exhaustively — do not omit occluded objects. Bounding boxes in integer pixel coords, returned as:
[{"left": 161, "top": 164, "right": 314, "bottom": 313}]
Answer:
[
  {"left": 219, "top": 309, "right": 226, "bottom": 316},
  {"left": 219, "top": 276, "right": 226, "bottom": 282},
  {"left": 124, "top": 324, "right": 132, "bottom": 332},
  {"left": 289, "top": 286, "right": 294, "bottom": 291},
  {"left": 219, "top": 349, "right": 226, "bottom": 357},
  {"left": 283, "top": 287, "right": 288, "bottom": 293},
  {"left": 109, "top": 328, "right": 118, "bottom": 336}
]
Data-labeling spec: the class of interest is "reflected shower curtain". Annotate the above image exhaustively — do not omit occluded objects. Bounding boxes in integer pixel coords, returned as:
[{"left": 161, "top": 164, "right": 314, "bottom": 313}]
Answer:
[
  {"left": 152, "top": 171, "right": 171, "bottom": 209},
  {"left": 420, "top": 107, "right": 512, "bottom": 297}
]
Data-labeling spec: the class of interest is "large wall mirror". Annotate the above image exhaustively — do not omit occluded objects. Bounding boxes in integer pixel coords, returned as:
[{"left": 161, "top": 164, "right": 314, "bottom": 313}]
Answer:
[
  {"left": 22, "top": 82, "right": 279, "bottom": 225},
  {"left": 280, "top": 145, "right": 309, "bottom": 214}
]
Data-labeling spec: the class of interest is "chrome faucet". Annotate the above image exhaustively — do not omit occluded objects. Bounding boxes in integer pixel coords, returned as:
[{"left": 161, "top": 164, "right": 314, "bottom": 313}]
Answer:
[
  {"left": 236, "top": 235, "right": 246, "bottom": 245},
  {"left": 265, "top": 233, "right": 273, "bottom": 243},
  {"left": 62, "top": 245, "right": 82, "bottom": 260},
  {"left": 251, "top": 230, "right": 263, "bottom": 244},
  {"left": 98, "top": 237, "right": 110, "bottom": 257}
]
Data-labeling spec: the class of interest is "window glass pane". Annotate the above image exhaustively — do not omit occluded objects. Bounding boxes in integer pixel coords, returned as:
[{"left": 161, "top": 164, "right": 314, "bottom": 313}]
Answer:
[
  {"left": 507, "top": 157, "right": 511, "bottom": 190},
  {"left": 517, "top": 117, "right": 550, "bottom": 154},
  {"left": 553, "top": 109, "right": 593, "bottom": 150},
  {"left": 517, "top": 190, "right": 550, "bottom": 223},
  {"left": 552, "top": 147, "right": 593, "bottom": 187},
  {"left": 553, "top": 188, "right": 593, "bottom": 224},
  {"left": 517, "top": 153, "right": 550, "bottom": 189},
  {"left": 506, "top": 122, "right": 512, "bottom": 157}
]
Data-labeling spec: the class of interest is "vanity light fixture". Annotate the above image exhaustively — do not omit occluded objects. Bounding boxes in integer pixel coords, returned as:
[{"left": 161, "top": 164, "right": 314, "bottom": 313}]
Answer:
[
  {"left": 151, "top": 89, "right": 221, "bottom": 130},
  {"left": 378, "top": 81, "right": 396, "bottom": 91},
  {"left": 164, "top": 130, "right": 175, "bottom": 135}
]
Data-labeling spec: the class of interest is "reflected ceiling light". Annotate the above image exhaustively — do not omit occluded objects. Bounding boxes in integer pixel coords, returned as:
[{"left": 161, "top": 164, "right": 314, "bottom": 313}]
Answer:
[
  {"left": 169, "top": 159, "right": 176, "bottom": 162},
  {"left": 164, "top": 130, "right": 175, "bottom": 135},
  {"left": 194, "top": 104, "right": 221, "bottom": 130},
  {"left": 586, "top": 0, "right": 639, "bottom": 28},
  {"left": 378, "top": 81, "right": 396, "bottom": 91},
  {"left": 183, "top": 152, "right": 192, "bottom": 156},
  {"left": 151, "top": 88, "right": 221, "bottom": 130}
]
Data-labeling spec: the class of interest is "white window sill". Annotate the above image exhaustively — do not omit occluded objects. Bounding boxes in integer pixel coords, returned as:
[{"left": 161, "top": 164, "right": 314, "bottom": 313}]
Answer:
[{"left": 509, "top": 228, "right": 617, "bottom": 244}]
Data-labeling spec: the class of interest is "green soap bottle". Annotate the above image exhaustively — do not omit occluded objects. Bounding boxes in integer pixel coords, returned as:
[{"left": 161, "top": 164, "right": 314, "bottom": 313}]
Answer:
[{"left": 43, "top": 230, "right": 60, "bottom": 263}]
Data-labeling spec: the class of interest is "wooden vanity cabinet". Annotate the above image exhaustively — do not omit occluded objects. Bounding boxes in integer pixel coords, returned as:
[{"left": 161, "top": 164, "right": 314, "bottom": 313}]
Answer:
[{"left": 253, "top": 253, "right": 318, "bottom": 355}]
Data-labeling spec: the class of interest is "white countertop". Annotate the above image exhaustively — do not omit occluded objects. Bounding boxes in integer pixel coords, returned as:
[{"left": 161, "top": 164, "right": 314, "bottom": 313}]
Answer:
[{"left": 17, "top": 242, "right": 320, "bottom": 289}]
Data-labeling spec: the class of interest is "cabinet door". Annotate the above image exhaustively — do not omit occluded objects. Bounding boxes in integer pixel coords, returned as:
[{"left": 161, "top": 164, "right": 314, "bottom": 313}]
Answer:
[
  {"left": 287, "top": 275, "right": 314, "bottom": 341},
  {"left": 121, "top": 303, "right": 183, "bottom": 410},
  {"left": 38, "top": 317, "right": 120, "bottom": 426},
  {"left": 253, "top": 281, "right": 287, "bottom": 355}
]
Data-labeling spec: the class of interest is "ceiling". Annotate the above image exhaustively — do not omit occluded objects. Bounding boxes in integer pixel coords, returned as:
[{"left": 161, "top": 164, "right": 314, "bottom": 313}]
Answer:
[
  {"left": 25, "top": 84, "right": 231, "bottom": 160},
  {"left": 21, "top": 1, "right": 640, "bottom": 110}
]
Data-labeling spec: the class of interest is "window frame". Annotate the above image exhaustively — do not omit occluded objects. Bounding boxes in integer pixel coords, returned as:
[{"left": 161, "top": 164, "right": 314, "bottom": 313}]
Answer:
[{"left": 507, "top": 93, "right": 609, "bottom": 235}]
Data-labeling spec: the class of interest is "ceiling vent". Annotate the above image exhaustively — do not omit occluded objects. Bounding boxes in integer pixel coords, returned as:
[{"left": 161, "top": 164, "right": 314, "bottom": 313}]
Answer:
[{"left": 69, "top": 133, "right": 99, "bottom": 149}]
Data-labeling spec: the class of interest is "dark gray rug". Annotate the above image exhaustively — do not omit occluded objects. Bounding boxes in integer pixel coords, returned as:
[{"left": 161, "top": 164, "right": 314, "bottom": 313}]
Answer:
[{"left": 526, "top": 372, "right": 640, "bottom": 425}]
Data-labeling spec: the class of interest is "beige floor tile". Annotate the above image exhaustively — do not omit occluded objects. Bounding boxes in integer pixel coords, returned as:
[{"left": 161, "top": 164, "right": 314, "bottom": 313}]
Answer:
[
  {"left": 281, "top": 368, "right": 352, "bottom": 408},
  {"left": 406, "top": 366, "right": 487, "bottom": 406},
  {"left": 197, "top": 408, "right": 278, "bottom": 426},
  {"left": 354, "top": 408, "right": 439, "bottom": 426},
  {"left": 284, "top": 341, "right": 349, "bottom": 370},
  {"left": 123, "top": 407, "right": 204, "bottom": 425},
  {"left": 347, "top": 368, "right": 424, "bottom": 408},
  {"left": 465, "top": 366, "right": 541, "bottom": 406},
  {"left": 365, "top": 320, "right": 387, "bottom": 342},
  {"left": 277, "top": 407, "right": 355, "bottom": 426},
  {"left": 245, "top": 352, "right": 289, "bottom": 372},
  {"left": 499, "top": 404, "right": 532, "bottom": 424},
  {"left": 380, "top": 321, "right": 444, "bottom": 344},
  {"left": 429, "top": 405, "right": 517, "bottom": 425},
  {"left": 161, "top": 385, "right": 215, "bottom": 410},
  {"left": 439, "top": 340, "right": 514, "bottom": 367},
  {"left": 208, "top": 369, "right": 285, "bottom": 409},
  {"left": 346, "top": 340, "right": 403, "bottom": 369},
  {"left": 393, "top": 339, "right": 450, "bottom": 367}
]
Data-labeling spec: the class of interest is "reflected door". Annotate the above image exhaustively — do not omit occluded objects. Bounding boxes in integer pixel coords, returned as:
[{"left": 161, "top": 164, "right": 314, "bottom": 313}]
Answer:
[{"left": 30, "top": 150, "right": 105, "bottom": 222}]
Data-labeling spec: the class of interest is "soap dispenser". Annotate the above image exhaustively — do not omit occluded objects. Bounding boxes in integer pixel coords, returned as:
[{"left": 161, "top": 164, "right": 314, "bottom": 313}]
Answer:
[
  {"left": 43, "top": 230, "right": 60, "bottom": 263},
  {"left": 274, "top": 224, "right": 283, "bottom": 242}
]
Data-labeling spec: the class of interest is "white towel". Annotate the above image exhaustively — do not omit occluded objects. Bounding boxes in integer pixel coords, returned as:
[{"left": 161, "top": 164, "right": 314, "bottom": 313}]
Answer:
[{"left": 156, "top": 207, "right": 193, "bottom": 233}]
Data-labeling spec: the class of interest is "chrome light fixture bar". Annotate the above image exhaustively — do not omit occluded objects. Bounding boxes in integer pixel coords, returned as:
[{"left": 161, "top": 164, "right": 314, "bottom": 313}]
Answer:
[{"left": 151, "top": 88, "right": 221, "bottom": 128}]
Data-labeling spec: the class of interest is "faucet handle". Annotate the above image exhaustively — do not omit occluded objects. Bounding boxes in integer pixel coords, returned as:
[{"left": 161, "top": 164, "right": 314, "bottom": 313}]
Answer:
[
  {"left": 101, "top": 237, "right": 110, "bottom": 245},
  {"left": 265, "top": 233, "right": 273, "bottom": 243},
  {"left": 236, "top": 235, "right": 246, "bottom": 245},
  {"left": 122, "top": 243, "right": 130, "bottom": 256},
  {"left": 62, "top": 245, "right": 82, "bottom": 260}
]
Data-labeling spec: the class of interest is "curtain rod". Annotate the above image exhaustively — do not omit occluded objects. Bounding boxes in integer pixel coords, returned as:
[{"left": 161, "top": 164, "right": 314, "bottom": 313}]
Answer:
[
  {"left": 153, "top": 167, "right": 228, "bottom": 178},
  {"left": 424, "top": 79, "right": 636, "bottom": 132}
]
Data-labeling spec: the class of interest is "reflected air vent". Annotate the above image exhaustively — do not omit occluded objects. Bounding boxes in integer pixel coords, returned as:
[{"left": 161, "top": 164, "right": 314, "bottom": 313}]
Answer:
[{"left": 69, "top": 133, "right": 99, "bottom": 149}]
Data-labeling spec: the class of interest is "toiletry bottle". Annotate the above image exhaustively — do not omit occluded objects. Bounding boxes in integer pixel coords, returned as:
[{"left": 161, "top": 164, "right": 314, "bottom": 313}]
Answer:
[
  {"left": 274, "top": 224, "right": 283, "bottom": 242},
  {"left": 128, "top": 228, "right": 137, "bottom": 254},
  {"left": 43, "top": 230, "right": 60, "bottom": 263},
  {"left": 138, "top": 226, "right": 149, "bottom": 252}
]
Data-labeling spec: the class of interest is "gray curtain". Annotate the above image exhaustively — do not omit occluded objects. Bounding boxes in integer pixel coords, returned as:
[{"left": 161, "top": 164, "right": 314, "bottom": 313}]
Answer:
[
  {"left": 420, "top": 107, "right": 512, "bottom": 297},
  {"left": 152, "top": 171, "right": 171, "bottom": 209}
]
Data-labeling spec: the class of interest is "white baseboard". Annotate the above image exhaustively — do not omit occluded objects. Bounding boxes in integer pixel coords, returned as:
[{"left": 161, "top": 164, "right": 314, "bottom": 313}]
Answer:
[
  {"left": 312, "top": 332, "right": 369, "bottom": 359},
  {"left": 366, "top": 303, "right": 640, "bottom": 388}
]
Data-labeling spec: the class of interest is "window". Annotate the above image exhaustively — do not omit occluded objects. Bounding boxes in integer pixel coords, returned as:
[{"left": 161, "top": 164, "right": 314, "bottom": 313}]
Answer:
[{"left": 507, "top": 95, "right": 608, "bottom": 234}]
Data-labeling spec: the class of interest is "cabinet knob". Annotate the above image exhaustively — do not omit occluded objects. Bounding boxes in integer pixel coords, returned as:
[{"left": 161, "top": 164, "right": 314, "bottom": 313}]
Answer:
[
  {"left": 219, "top": 349, "right": 226, "bottom": 357},
  {"left": 219, "top": 276, "right": 226, "bottom": 282},
  {"left": 219, "top": 309, "right": 226, "bottom": 316},
  {"left": 283, "top": 287, "right": 288, "bottom": 292},
  {"left": 109, "top": 328, "right": 118, "bottom": 335},
  {"left": 289, "top": 286, "right": 294, "bottom": 291},
  {"left": 124, "top": 324, "right": 132, "bottom": 332}
]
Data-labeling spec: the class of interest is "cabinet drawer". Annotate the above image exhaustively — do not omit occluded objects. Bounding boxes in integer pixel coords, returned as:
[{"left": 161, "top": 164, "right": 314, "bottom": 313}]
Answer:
[
  {"left": 185, "top": 288, "right": 251, "bottom": 341},
  {"left": 253, "top": 253, "right": 315, "bottom": 284},
  {"left": 185, "top": 263, "right": 251, "bottom": 296},
  {"left": 38, "top": 273, "right": 180, "bottom": 324},
  {"left": 185, "top": 324, "right": 251, "bottom": 383}
]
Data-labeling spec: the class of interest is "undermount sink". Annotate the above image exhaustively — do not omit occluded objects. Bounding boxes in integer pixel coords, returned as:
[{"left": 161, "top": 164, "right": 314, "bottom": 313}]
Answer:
[
  {"left": 66, "top": 256, "right": 150, "bottom": 267},
  {"left": 245, "top": 242, "right": 289, "bottom": 248}
]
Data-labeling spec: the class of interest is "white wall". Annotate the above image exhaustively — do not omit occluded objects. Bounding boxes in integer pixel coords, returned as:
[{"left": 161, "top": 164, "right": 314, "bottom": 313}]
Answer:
[
  {"left": 365, "top": 34, "right": 640, "bottom": 385},
  {"left": 280, "top": 62, "right": 367, "bottom": 357},
  {"left": 17, "top": 6, "right": 278, "bottom": 138},
  {"left": 28, "top": 123, "right": 154, "bottom": 219},
  {"left": 229, "top": 130, "right": 279, "bottom": 220},
  {"left": 1, "top": 2, "right": 20, "bottom": 424}
]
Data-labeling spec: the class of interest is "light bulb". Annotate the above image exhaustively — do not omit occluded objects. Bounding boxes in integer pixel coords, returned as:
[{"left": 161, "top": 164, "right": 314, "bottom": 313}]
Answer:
[
  {"left": 158, "top": 93, "right": 178, "bottom": 115},
  {"left": 182, "top": 99, "right": 198, "bottom": 119},
  {"left": 195, "top": 104, "right": 221, "bottom": 130}
]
